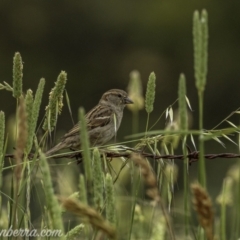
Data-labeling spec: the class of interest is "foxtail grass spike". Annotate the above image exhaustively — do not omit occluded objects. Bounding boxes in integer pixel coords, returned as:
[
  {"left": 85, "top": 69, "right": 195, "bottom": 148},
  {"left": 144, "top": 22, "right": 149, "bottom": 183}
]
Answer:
[
  {"left": 0, "top": 111, "right": 5, "bottom": 189},
  {"left": 25, "top": 90, "right": 33, "bottom": 154},
  {"left": 79, "top": 107, "right": 92, "bottom": 181},
  {"left": 43, "top": 71, "right": 67, "bottom": 132},
  {"left": 201, "top": 9, "right": 208, "bottom": 88},
  {"left": 191, "top": 183, "right": 214, "bottom": 240},
  {"left": 39, "top": 150, "right": 65, "bottom": 235},
  {"left": 193, "top": 10, "right": 208, "bottom": 92},
  {"left": 127, "top": 70, "right": 144, "bottom": 135},
  {"left": 79, "top": 174, "right": 88, "bottom": 205},
  {"left": 62, "top": 198, "right": 116, "bottom": 239},
  {"left": 178, "top": 74, "right": 188, "bottom": 131},
  {"left": 25, "top": 78, "right": 45, "bottom": 154},
  {"left": 65, "top": 224, "right": 85, "bottom": 240},
  {"left": 145, "top": 72, "right": 156, "bottom": 114},
  {"left": 127, "top": 70, "right": 144, "bottom": 112},
  {"left": 13, "top": 52, "right": 23, "bottom": 98},
  {"left": 105, "top": 173, "right": 116, "bottom": 225},
  {"left": 193, "top": 9, "right": 208, "bottom": 188},
  {"left": 193, "top": 10, "right": 200, "bottom": 88},
  {"left": 93, "top": 148, "right": 104, "bottom": 209}
]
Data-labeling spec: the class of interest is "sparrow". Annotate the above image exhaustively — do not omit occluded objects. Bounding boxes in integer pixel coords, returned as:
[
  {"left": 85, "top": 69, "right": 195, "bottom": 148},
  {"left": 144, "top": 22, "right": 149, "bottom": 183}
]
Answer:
[{"left": 46, "top": 89, "right": 133, "bottom": 156}]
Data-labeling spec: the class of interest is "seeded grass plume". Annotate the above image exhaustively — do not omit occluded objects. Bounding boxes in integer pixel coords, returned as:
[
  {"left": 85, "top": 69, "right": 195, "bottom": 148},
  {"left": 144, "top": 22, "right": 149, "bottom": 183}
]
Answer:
[
  {"left": 193, "top": 9, "right": 209, "bottom": 188},
  {"left": 43, "top": 71, "right": 67, "bottom": 132},
  {"left": 38, "top": 150, "right": 64, "bottom": 236},
  {"left": 145, "top": 72, "right": 156, "bottom": 114},
  {"left": 127, "top": 70, "right": 144, "bottom": 135},
  {"left": 191, "top": 183, "right": 214, "bottom": 240},
  {"left": 193, "top": 10, "right": 208, "bottom": 92},
  {"left": 178, "top": 74, "right": 190, "bottom": 237},
  {"left": 127, "top": 70, "right": 144, "bottom": 112},
  {"left": 13, "top": 52, "right": 23, "bottom": 98},
  {"left": 65, "top": 224, "right": 85, "bottom": 240},
  {"left": 25, "top": 89, "right": 33, "bottom": 154},
  {"left": 105, "top": 173, "right": 116, "bottom": 225},
  {"left": 26, "top": 78, "right": 45, "bottom": 154},
  {"left": 62, "top": 198, "right": 117, "bottom": 239},
  {"left": 24, "top": 90, "right": 34, "bottom": 228},
  {"left": 145, "top": 72, "right": 156, "bottom": 137},
  {"left": 93, "top": 148, "right": 104, "bottom": 210}
]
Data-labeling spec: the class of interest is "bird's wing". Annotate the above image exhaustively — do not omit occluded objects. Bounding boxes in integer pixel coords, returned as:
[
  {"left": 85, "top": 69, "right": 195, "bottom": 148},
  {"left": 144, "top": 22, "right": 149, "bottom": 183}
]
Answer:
[
  {"left": 62, "top": 105, "right": 113, "bottom": 139},
  {"left": 86, "top": 104, "right": 113, "bottom": 129}
]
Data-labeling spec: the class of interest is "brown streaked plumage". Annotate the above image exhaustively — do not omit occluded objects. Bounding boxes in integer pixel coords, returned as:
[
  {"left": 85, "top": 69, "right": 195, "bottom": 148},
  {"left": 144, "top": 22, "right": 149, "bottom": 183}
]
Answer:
[{"left": 46, "top": 89, "right": 133, "bottom": 156}]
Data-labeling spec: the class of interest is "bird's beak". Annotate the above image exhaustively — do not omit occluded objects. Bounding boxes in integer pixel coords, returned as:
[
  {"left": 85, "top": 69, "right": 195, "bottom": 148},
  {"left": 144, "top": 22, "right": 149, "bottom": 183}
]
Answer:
[{"left": 124, "top": 97, "right": 134, "bottom": 104}]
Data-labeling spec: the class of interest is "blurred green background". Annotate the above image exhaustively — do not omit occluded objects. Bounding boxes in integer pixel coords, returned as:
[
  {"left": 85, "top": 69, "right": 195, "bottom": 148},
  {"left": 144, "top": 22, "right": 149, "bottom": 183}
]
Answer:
[{"left": 1, "top": 1, "right": 240, "bottom": 202}]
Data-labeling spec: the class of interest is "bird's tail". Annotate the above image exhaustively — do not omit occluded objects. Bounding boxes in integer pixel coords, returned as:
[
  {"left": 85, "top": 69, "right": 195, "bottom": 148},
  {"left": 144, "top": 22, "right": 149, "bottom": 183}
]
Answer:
[{"left": 45, "top": 142, "right": 65, "bottom": 157}]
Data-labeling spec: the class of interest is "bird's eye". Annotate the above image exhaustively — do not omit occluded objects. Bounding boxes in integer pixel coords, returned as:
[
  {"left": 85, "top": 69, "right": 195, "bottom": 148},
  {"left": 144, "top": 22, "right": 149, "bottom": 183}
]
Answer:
[{"left": 118, "top": 94, "right": 121, "bottom": 98}]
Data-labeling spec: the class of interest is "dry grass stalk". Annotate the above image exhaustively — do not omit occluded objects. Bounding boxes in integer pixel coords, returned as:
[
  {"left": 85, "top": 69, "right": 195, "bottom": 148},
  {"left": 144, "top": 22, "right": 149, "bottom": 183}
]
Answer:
[
  {"left": 14, "top": 96, "right": 28, "bottom": 180},
  {"left": 12, "top": 96, "right": 28, "bottom": 230},
  {"left": 191, "top": 183, "right": 214, "bottom": 240},
  {"left": 62, "top": 198, "right": 117, "bottom": 240}
]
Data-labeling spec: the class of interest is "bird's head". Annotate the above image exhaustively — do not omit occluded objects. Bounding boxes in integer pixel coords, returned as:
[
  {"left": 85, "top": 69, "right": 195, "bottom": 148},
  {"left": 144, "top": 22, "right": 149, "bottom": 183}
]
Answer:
[{"left": 100, "top": 89, "right": 133, "bottom": 108}]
